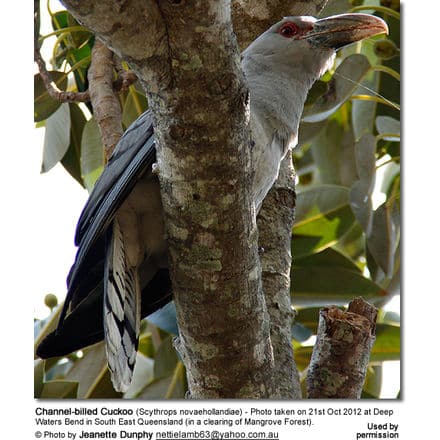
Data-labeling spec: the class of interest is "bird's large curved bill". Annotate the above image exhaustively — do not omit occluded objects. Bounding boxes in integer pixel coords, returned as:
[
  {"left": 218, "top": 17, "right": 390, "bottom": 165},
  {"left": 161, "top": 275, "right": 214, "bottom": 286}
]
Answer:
[{"left": 308, "top": 13, "right": 389, "bottom": 49}]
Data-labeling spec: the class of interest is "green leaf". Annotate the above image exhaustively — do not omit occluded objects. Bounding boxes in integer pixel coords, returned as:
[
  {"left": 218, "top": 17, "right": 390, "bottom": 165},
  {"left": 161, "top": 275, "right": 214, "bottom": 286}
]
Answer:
[
  {"left": 124, "top": 353, "right": 155, "bottom": 398},
  {"left": 382, "top": 166, "right": 400, "bottom": 197},
  {"left": 81, "top": 117, "right": 104, "bottom": 192},
  {"left": 302, "top": 54, "right": 371, "bottom": 123},
  {"left": 122, "top": 88, "right": 148, "bottom": 128},
  {"left": 61, "top": 103, "right": 86, "bottom": 186},
  {"left": 40, "top": 380, "right": 79, "bottom": 399},
  {"left": 297, "top": 120, "right": 327, "bottom": 149},
  {"left": 63, "top": 345, "right": 121, "bottom": 398},
  {"left": 366, "top": 201, "right": 400, "bottom": 277},
  {"left": 51, "top": 11, "right": 70, "bottom": 69},
  {"left": 349, "top": 134, "right": 377, "bottom": 235},
  {"left": 64, "top": 342, "right": 114, "bottom": 398},
  {"left": 361, "top": 390, "right": 379, "bottom": 399},
  {"left": 294, "top": 247, "right": 361, "bottom": 273},
  {"left": 68, "top": 45, "right": 92, "bottom": 92},
  {"left": 67, "top": 13, "right": 92, "bottom": 48},
  {"left": 353, "top": 78, "right": 380, "bottom": 138},
  {"left": 333, "top": 222, "right": 364, "bottom": 261},
  {"left": 86, "top": 370, "right": 122, "bottom": 399},
  {"left": 138, "top": 333, "right": 156, "bottom": 358},
  {"left": 383, "top": 310, "right": 400, "bottom": 324},
  {"left": 294, "top": 345, "right": 313, "bottom": 371},
  {"left": 34, "top": 71, "right": 68, "bottom": 122},
  {"left": 293, "top": 147, "right": 315, "bottom": 184},
  {"left": 291, "top": 266, "right": 385, "bottom": 307},
  {"left": 375, "top": 115, "right": 400, "bottom": 141},
  {"left": 153, "top": 335, "right": 179, "bottom": 380},
  {"left": 41, "top": 103, "right": 71, "bottom": 173},
  {"left": 363, "top": 364, "right": 382, "bottom": 398},
  {"left": 292, "top": 185, "right": 356, "bottom": 257},
  {"left": 51, "top": 10, "right": 93, "bottom": 91},
  {"left": 51, "top": 10, "right": 69, "bottom": 30},
  {"left": 366, "top": 236, "right": 381, "bottom": 282},
  {"left": 370, "top": 323, "right": 400, "bottom": 362},
  {"left": 44, "top": 358, "right": 73, "bottom": 381},
  {"left": 311, "top": 119, "right": 344, "bottom": 184},
  {"left": 294, "top": 307, "right": 321, "bottom": 332},
  {"left": 137, "top": 365, "right": 186, "bottom": 399},
  {"left": 376, "top": 19, "right": 400, "bottom": 122},
  {"left": 350, "top": 180, "right": 374, "bottom": 235},
  {"left": 382, "top": 260, "right": 400, "bottom": 299},
  {"left": 304, "top": 80, "right": 329, "bottom": 107},
  {"left": 34, "top": 360, "right": 45, "bottom": 398},
  {"left": 354, "top": 133, "right": 377, "bottom": 183},
  {"left": 339, "top": 128, "right": 359, "bottom": 187}
]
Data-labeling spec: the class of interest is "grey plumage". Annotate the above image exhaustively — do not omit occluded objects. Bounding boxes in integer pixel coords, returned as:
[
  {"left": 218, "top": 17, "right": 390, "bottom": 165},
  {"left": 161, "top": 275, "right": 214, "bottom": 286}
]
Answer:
[
  {"left": 244, "top": 16, "right": 336, "bottom": 211},
  {"left": 104, "top": 218, "right": 141, "bottom": 392},
  {"left": 37, "top": 14, "right": 387, "bottom": 392}
]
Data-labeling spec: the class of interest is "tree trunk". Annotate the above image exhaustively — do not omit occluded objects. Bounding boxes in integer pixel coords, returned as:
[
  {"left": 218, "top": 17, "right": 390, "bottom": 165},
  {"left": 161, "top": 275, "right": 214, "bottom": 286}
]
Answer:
[{"left": 60, "top": 0, "right": 329, "bottom": 398}]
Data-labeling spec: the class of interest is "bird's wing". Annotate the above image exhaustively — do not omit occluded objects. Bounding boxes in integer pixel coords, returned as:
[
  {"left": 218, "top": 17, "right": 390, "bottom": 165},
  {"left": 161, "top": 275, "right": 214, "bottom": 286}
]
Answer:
[
  {"left": 104, "top": 218, "right": 141, "bottom": 392},
  {"left": 75, "top": 110, "right": 155, "bottom": 254},
  {"left": 62, "top": 111, "right": 156, "bottom": 323}
]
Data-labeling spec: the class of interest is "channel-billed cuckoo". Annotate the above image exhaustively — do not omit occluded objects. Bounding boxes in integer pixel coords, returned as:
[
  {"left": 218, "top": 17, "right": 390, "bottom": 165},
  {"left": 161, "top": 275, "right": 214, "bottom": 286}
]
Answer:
[{"left": 37, "top": 13, "right": 388, "bottom": 392}]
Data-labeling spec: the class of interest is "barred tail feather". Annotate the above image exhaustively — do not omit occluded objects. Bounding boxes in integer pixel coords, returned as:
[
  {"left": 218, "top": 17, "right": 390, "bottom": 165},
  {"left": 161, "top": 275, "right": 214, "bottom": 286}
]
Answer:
[{"left": 104, "top": 219, "right": 140, "bottom": 392}]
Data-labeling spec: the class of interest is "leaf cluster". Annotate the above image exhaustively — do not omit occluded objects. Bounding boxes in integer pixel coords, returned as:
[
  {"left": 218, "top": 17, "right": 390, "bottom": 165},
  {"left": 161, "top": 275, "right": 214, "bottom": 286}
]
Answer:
[
  {"left": 292, "top": 0, "right": 400, "bottom": 397},
  {"left": 35, "top": 7, "right": 147, "bottom": 192}
]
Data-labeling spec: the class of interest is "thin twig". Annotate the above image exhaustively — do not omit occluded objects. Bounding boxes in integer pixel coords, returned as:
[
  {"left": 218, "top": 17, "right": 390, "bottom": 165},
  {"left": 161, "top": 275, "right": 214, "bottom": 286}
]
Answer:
[
  {"left": 34, "top": 36, "right": 138, "bottom": 104},
  {"left": 112, "top": 70, "right": 138, "bottom": 94},
  {"left": 34, "top": 44, "right": 91, "bottom": 102},
  {"left": 112, "top": 54, "right": 139, "bottom": 93}
]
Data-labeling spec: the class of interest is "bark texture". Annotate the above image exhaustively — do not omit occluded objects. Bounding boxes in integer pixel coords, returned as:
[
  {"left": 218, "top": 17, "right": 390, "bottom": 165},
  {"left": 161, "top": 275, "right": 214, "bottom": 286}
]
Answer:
[
  {"left": 87, "top": 40, "right": 123, "bottom": 159},
  {"left": 59, "top": 0, "right": 330, "bottom": 398},
  {"left": 62, "top": 0, "right": 275, "bottom": 398},
  {"left": 257, "top": 155, "right": 301, "bottom": 399},
  {"left": 306, "top": 297, "right": 378, "bottom": 399},
  {"left": 152, "top": 1, "right": 271, "bottom": 398}
]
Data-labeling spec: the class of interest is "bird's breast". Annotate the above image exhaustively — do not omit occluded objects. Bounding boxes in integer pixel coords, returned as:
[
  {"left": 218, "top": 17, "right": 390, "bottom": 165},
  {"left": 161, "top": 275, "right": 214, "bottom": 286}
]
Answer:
[{"left": 117, "top": 173, "right": 167, "bottom": 267}]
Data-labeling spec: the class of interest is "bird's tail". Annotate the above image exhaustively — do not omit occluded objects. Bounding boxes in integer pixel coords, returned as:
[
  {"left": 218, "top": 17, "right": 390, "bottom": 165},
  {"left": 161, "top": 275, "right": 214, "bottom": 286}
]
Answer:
[{"left": 104, "top": 219, "right": 140, "bottom": 392}]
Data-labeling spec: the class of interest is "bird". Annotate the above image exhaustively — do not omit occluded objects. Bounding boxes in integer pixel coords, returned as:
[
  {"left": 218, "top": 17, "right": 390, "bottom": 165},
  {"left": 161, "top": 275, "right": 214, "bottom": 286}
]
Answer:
[{"left": 36, "top": 13, "right": 388, "bottom": 392}]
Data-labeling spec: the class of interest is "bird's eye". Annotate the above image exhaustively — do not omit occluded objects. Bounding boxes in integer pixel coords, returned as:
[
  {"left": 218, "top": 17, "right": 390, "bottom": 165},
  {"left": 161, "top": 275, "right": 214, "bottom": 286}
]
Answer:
[{"left": 278, "top": 22, "right": 299, "bottom": 38}]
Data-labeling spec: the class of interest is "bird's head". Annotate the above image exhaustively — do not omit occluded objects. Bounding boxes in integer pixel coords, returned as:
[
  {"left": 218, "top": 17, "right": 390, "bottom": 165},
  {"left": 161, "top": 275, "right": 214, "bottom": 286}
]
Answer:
[{"left": 244, "top": 13, "right": 388, "bottom": 82}]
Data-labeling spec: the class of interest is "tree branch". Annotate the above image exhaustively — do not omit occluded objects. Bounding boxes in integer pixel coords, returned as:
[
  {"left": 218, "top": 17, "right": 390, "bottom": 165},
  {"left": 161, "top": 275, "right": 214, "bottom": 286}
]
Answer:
[
  {"left": 257, "top": 154, "right": 301, "bottom": 399},
  {"left": 306, "top": 297, "right": 378, "bottom": 399},
  {"left": 87, "top": 39, "right": 123, "bottom": 159},
  {"left": 112, "top": 56, "right": 138, "bottom": 93},
  {"left": 34, "top": 42, "right": 138, "bottom": 106},
  {"left": 34, "top": 41, "right": 90, "bottom": 103}
]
